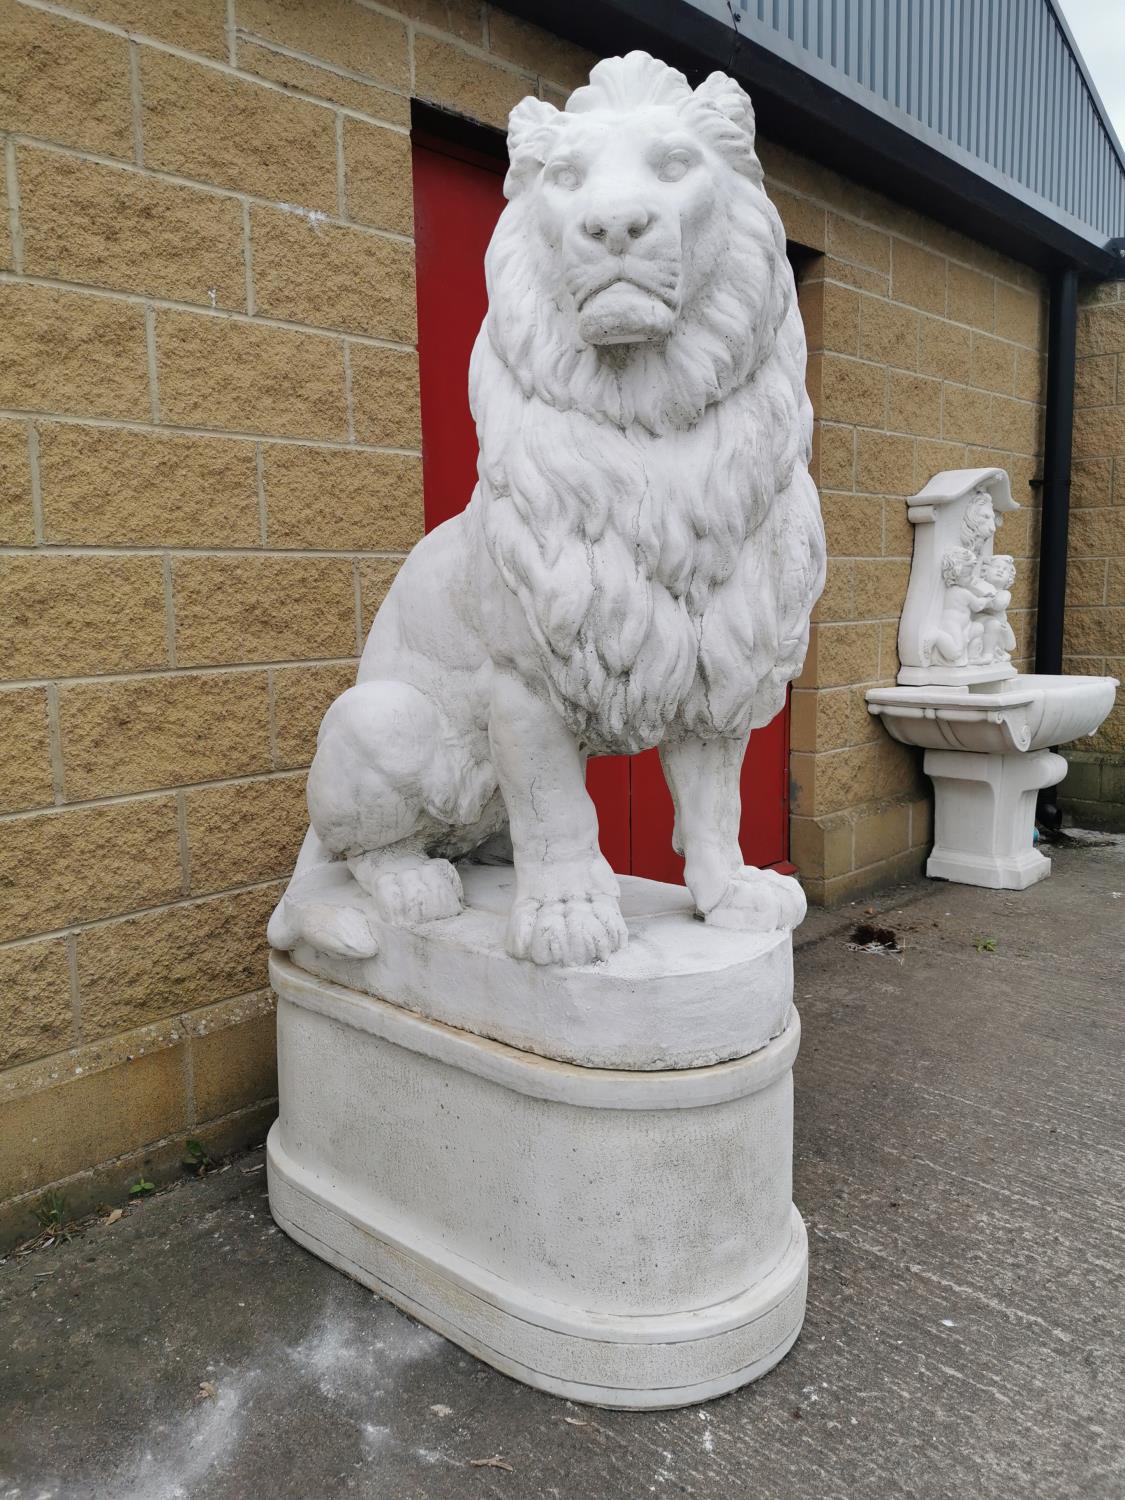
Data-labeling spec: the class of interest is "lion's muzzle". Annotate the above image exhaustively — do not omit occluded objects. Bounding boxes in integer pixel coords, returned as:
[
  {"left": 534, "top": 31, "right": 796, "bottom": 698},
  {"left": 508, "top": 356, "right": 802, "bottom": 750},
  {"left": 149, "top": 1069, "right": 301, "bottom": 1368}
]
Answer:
[{"left": 568, "top": 255, "right": 681, "bottom": 346}]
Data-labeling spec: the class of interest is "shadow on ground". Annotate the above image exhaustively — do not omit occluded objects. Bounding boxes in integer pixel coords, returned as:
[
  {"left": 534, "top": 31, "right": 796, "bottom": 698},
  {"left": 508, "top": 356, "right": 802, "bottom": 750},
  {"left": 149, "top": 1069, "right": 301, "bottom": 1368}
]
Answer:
[{"left": 2, "top": 836, "right": 1124, "bottom": 1499}]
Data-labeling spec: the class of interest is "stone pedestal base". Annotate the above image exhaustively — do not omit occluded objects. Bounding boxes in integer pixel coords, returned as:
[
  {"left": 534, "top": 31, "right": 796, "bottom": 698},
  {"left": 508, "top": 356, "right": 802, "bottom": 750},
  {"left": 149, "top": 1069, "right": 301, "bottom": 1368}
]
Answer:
[
  {"left": 925, "top": 746, "right": 1066, "bottom": 889},
  {"left": 267, "top": 869, "right": 807, "bottom": 1409}
]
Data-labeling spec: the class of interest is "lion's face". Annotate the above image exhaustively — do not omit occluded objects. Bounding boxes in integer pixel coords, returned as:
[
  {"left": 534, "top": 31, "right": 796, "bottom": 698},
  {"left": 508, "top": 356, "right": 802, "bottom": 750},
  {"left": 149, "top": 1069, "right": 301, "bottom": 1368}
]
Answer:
[
  {"left": 533, "top": 107, "right": 725, "bottom": 347},
  {"left": 485, "top": 55, "right": 791, "bottom": 433}
]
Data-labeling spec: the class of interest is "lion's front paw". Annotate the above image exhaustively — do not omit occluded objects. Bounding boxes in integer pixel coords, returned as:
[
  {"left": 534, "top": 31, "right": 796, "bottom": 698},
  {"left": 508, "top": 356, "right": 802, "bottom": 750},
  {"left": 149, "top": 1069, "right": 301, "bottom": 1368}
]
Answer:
[
  {"left": 704, "top": 867, "right": 806, "bottom": 932},
  {"left": 507, "top": 894, "right": 627, "bottom": 966},
  {"left": 368, "top": 858, "right": 463, "bottom": 926}
]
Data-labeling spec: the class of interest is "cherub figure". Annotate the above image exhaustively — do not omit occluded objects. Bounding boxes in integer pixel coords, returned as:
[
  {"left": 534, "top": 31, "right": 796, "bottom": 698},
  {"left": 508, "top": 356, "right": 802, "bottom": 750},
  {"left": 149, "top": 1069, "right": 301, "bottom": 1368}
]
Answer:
[
  {"left": 926, "top": 546, "right": 991, "bottom": 665},
  {"left": 976, "top": 553, "right": 1017, "bottom": 662}
]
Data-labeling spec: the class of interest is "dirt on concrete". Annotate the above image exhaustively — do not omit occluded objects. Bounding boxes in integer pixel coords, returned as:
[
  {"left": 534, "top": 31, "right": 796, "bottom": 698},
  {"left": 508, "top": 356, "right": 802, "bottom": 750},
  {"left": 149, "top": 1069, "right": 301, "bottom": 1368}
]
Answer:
[{"left": 2, "top": 835, "right": 1124, "bottom": 1500}]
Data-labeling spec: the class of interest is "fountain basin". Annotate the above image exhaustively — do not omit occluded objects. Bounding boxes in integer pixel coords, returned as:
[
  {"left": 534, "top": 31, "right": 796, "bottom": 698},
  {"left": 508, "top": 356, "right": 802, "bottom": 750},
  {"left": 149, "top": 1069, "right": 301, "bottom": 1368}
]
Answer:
[{"left": 866, "top": 673, "right": 1119, "bottom": 756}]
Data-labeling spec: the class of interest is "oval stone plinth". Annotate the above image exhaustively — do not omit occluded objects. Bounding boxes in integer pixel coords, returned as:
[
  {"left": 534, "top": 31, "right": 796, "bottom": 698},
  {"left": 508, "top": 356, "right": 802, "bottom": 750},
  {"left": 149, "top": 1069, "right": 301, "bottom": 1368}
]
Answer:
[
  {"left": 283, "top": 863, "right": 793, "bottom": 1071},
  {"left": 268, "top": 950, "right": 807, "bottom": 1410}
]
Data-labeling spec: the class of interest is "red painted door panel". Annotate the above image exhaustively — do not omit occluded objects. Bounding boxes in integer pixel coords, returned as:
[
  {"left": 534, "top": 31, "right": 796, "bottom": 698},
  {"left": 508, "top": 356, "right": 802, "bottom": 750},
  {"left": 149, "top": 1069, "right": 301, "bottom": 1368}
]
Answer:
[
  {"left": 412, "top": 136, "right": 791, "bottom": 876},
  {"left": 412, "top": 139, "right": 496, "bottom": 532}
]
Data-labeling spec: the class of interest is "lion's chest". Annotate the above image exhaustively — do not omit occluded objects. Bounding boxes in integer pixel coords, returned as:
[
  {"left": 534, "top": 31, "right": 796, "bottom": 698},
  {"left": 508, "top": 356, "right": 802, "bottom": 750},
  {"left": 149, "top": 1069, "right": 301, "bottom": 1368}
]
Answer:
[
  {"left": 476, "top": 355, "right": 795, "bottom": 749},
  {"left": 548, "top": 559, "right": 761, "bottom": 754}
]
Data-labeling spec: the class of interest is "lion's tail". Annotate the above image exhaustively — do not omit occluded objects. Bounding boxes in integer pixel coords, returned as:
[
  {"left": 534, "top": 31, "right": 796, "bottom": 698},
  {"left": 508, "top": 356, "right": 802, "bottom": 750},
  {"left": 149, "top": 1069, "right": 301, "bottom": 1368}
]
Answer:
[{"left": 267, "top": 827, "right": 380, "bottom": 961}]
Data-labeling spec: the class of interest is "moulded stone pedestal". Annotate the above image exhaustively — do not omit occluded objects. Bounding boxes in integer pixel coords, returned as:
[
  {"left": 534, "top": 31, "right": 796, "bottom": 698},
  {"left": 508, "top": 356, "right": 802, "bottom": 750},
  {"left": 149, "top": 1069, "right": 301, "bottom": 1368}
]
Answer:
[
  {"left": 267, "top": 870, "right": 807, "bottom": 1409},
  {"left": 925, "top": 746, "right": 1066, "bottom": 889}
]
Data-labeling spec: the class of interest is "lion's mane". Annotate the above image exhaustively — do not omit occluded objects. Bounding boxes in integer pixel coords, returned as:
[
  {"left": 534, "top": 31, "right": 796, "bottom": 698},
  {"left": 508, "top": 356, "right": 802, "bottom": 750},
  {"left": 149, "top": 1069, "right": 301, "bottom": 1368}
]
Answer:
[{"left": 469, "top": 53, "right": 826, "bottom": 753}]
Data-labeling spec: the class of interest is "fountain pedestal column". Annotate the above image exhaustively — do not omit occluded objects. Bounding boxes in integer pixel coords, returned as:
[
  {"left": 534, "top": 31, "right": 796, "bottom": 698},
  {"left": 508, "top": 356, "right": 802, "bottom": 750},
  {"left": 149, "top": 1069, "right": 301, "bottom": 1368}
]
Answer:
[{"left": 924, "top": 747, "right": 1067, "bottom": 888}]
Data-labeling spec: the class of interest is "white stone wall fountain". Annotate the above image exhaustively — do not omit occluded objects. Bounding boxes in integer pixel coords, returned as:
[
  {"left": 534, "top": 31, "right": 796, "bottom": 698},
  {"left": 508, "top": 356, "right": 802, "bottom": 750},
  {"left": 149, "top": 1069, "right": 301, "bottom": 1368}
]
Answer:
[
  {"left": 867, "top": 469, "right": 1117, "bottom": 888},
  {"left": 264, "top": 53, "right": 826, "bottom": 1408}
]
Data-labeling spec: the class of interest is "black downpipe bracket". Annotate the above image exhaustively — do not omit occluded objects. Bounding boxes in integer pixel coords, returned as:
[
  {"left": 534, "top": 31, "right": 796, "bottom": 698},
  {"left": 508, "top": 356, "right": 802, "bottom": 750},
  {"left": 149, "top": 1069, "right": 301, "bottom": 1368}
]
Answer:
[{"left": 1034, "top": 267, "right": 1080, "bottom": 832}]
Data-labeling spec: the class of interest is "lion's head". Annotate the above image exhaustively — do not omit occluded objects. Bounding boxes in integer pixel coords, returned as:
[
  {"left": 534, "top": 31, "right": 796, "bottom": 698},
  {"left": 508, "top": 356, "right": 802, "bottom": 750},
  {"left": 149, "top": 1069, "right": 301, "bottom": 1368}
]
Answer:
[{"left": 480, "top": 51, "right": 789, "bottom": 433}]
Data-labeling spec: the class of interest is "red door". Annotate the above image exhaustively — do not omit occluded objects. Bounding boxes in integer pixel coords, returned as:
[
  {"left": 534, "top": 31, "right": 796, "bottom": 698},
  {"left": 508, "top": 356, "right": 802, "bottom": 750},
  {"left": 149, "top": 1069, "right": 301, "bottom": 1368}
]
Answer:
[{"left": 412, "top": 134, "right": 792, "bottom": 880}]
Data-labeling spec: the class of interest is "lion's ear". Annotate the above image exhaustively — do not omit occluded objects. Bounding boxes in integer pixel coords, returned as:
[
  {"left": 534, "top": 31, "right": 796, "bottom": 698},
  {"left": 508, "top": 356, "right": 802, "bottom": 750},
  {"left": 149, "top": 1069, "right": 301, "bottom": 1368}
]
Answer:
[
  {"left": 504, "top": 96, "right": 564, "bottom": 200},
  {"left": 694, "top": 73, "right": 756, "bottom": 139},
  {"left": 688, "top": 72, "right": 763, "bottom": 182}
]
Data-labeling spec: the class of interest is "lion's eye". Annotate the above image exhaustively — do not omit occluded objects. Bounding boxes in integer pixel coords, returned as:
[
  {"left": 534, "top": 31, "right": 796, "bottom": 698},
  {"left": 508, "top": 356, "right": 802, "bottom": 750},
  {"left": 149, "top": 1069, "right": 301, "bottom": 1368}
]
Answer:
[
  {"left": 658, "top": 151, "right": 693, "bottom": 183},
  {"left": 548, "top": 163, "right": 581, "bottom": 191}
]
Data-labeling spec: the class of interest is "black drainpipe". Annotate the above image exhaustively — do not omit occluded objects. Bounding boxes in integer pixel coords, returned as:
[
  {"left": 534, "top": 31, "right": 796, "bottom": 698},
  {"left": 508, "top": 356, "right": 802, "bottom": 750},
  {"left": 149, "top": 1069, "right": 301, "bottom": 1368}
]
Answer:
[{"left": 1033, "top": 265, "right": 1079, "bottom": 832}]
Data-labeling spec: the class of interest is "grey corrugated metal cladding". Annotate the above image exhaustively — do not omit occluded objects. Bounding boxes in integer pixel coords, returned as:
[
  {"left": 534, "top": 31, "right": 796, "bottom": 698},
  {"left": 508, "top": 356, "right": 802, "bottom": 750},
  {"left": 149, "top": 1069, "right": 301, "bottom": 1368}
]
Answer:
[{"left": 718, "top": 0, "right": 1125, "bottom": 244}]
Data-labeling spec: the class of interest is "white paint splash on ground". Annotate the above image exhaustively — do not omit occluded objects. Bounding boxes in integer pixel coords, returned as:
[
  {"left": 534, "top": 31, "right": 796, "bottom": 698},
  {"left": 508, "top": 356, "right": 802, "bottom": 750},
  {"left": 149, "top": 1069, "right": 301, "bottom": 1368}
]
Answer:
[
  {"left": 105, "top": 1371, "right": 259, "bottom": 1500},
  {"left": 287, "top": 1304, "right": 445, "bottom": 1401},
  {"left": 697, "top": 1409, "right": 715, "bottom": 1452},
  {"left": 19, "top": 1298, "right": 451, "bottom": 1499}
]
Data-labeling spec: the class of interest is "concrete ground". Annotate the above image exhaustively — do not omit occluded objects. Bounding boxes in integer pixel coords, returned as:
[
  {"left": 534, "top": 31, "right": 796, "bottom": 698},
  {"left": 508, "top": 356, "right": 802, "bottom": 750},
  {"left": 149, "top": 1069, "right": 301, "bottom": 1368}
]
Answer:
[{"left": 3, "top": 834, "right": 1124, "bottom": 1500}]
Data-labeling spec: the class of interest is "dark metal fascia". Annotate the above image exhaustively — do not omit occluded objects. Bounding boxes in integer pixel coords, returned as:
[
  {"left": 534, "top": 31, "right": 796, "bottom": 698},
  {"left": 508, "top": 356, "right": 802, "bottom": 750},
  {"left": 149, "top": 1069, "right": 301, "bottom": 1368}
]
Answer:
[{"left": 1104, "top": 238, "right": 1125, "bottom": 278}]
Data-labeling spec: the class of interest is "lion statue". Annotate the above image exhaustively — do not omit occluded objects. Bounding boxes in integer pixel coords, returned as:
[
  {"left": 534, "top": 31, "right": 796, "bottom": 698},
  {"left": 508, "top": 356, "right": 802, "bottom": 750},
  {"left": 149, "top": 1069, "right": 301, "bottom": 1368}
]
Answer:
[{"left": 268, "top": 50, "right": 826, "bottom": 967}]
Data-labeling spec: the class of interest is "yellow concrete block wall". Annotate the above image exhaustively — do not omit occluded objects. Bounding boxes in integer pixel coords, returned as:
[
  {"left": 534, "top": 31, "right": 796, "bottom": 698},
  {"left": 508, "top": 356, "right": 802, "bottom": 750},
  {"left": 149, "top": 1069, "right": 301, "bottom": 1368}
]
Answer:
[
  {"left": 1062, "top": 281, "right": 1125, "bottom": 828},
  {"left": 763, "top": 145, "right": 1048, "bottom": 903},
  {"left": 0, "top": 0, "right": 600, "bottom": 1237},
  {"left": 0, "top": 0, "right": 1048, "bottom": 1227}
]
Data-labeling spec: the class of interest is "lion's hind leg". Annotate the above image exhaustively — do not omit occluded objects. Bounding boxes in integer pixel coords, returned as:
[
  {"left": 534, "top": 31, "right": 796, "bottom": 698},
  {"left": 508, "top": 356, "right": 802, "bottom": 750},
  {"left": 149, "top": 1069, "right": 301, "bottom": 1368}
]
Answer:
[
  {"left": 348, "top": 843, "right": 463, "bottom": 925},
  {"left": 305, "top": 680, "right": 490, "bottom": 935}
]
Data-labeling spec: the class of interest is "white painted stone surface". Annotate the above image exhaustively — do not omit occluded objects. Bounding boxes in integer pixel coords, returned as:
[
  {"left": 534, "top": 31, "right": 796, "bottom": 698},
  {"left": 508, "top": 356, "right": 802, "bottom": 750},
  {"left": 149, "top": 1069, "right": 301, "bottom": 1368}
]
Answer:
[
  {"left": 866, "top": 673, "right": 1119, "bottom": 757},
  {"left": 921, "top": 748, "right": 1067, "bottom": 888},
  {"left": 268, "top": 49, "right": 825, "bottom": 972},
  {"left": 268, "top": 954, "right": 807, "bottom": 1409},
  {"left": 267, "top": 51, "right": 820, "bottom": 1406},
  {"left": 895, "top": 467, "right": 1020, "bottom": 688},
  {"left": 868, "top": 469, "right": 1119, "bottom": 888}
]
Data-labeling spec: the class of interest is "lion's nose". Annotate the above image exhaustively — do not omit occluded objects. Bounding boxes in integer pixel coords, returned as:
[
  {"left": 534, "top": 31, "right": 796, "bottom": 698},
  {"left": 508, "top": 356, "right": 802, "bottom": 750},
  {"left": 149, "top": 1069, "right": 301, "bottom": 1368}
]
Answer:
[{"left": 582, "top": 201, "right": 652, "bottom": 252}]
